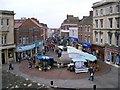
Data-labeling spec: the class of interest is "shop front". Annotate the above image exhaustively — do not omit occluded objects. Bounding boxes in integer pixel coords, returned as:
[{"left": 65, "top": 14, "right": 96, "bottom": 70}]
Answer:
[
  {"left": 91, "top": 44, "right": 105, "bottom": 61},
  {"left": 1, "top": 44, "right": 16, "bottom": 64},
  {"left": 16, "top": 41, "right": 43, "bottom": 61},
  {"left": 105, "top": 44, "right": 120, "bottom": 65}
]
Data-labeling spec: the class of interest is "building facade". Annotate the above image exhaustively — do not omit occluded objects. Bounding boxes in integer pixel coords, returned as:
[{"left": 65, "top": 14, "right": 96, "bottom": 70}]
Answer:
[
  {"left": 14, "top": 18, "right": 47, "bottom": 60},
  {"left": 60, "top": 15, "right": 79, "bottom": 41},
  {"left": 92, "top": 0, "right": 120, "bottom": 64},
  {"left": 0, "top": 10, "right": 16, "bottom": 64},
  {"left": 78, "top": 11, "right": 93, "bottom": 52}
]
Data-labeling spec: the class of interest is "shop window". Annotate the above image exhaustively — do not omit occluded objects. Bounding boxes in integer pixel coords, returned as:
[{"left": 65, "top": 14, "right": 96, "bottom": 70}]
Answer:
[{"left": 8, "top": 49, "right": 13, "bottom": 58}]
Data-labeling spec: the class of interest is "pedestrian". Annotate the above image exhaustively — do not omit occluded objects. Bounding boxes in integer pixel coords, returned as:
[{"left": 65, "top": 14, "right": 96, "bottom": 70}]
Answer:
[
  {"left": 88, "top": 72, "right": 94, "bottom": 81},
  {"left": 88, "top": 66, "right": 94, "bottom": 81},
  {"left": 9, "top": 62, "right": 13, "bottom": 70},
  {"left": 28, "top": 61, "right": 32, "bottom": 68}
]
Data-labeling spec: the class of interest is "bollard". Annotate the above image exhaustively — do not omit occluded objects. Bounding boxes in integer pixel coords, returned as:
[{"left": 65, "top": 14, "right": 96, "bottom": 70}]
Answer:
[{"left": 93, "top": 84, "right": 96, "bottom": 90}]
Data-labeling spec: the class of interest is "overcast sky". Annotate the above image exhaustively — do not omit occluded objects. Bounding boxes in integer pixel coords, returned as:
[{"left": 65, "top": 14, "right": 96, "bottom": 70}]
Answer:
[{"left": 1, "top": 0, "right": 99, "bottom": 28}]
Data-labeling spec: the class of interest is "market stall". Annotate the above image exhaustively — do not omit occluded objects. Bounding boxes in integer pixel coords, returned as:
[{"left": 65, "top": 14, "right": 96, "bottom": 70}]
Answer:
[
  {"left": 67, "top": 57, "right": 89, "bottom": 73},
  {"left": 35, "top": 55, "right": 54, "bottom": 71}
]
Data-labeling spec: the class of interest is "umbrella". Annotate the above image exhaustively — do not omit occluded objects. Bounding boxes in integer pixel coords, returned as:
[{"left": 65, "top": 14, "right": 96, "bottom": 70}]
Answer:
[{"left": 36, "top": 55, "right": 54, "bottom": 61}]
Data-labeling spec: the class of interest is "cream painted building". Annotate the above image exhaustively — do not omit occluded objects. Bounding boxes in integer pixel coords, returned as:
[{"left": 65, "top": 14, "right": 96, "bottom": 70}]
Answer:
[
  {"left": 92, "top": 0, "right": 120, "bottom": 65},
  {"left": 0, "top": 10, "right": 16, "bottom": 64}
]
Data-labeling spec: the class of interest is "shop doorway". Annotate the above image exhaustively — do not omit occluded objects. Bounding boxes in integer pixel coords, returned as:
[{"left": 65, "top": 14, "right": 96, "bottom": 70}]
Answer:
[
  {"left": 111, "top": 53, "right": 114, "bottom": 63},
  {"left": 2, "top": 53, "right": 5, "bottom": 64}
]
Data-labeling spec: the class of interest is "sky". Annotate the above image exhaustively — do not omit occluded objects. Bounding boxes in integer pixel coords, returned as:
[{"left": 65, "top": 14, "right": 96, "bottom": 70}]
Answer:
[{"left": 1, "top": 0, "right": 100, "bottom": 28}]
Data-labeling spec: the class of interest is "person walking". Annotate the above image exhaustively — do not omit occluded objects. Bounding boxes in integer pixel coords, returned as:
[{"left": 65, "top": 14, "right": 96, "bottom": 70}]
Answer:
[
  {"left": 88, "top": 66, "right": 94, "bottom": 81},
  {"left": 9, "top": 62, "right": 13, "bottom": 70},
  {"left": 89, "top": 72, "right": 94, "bottom": 81}
]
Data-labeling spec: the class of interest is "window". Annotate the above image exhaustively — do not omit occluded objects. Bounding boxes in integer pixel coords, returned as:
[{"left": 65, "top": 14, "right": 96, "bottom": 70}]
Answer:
[
  {"left": 1, "top": 35, "right": 7, "bottom": 44},
  {"left": 81, "top": 27, "right": 82, "bottom": 31},
  {"left": 116, "top": 18, "right": 120, "bottom": 28},
  {"left": 96, "top": 10, "right": 98, "bottom": 16},
  {"left": 85, "top": 36, "right": 87, "bottom": 42},
  {"left": 95, "top": 33, "right": 98, "bottom": 43},
  {"left": 116, "top": 36, "right": 119, "bottom": 46},
  {"left": 8, "top": 49, "right": 13, "bottom": 58},
  {"left": 109, "top": 18, "right": 113, "bottom": 28},
  {"left": 116, "top": 5, "right": 120, "bottom": 12},
  {"left": 100, "top": 9, "right": 103, "bottom": 16},
  {"left": 19, "top": 36, "right": 22, "bottom": 44},
  {"left": 7, "top": 19, "right": 9, "bottom": 25},
  {"left": 95, "top": 20, "right": 98, "bottom": 28},
  {"left": 85, "top": 26, "right": 87, "bottom": 32},
  {"left": 80, "top": 34, "right": 82, "bottom": 41},
  {"left": 108, "top": 32, "right": 112, "bottom": 44},
  {"left": 100, "top": 19, "right": 103, "bottom": 28},
  {"left": 100, "top": 34, "right": 103, "bottom": 43},
  {"left": 88, "top": 36, "right": 90, "bottom": 43},
  {"left": 4, "top": 35, "right": 7, "bottom": 44},
  {"left": 115, "top": 32, "right": 119, "bottom": 46},
  {"left": 2, "top": 36, "right": 3, "bottom": 44},
  {"left": 109, "top": 6, "right": 113, "bottom": 13},
  {"left": 88, "top": 27, "right": 90, "bottom": 32},
  {"left": 1, "top": 18, "right": 3, "bottom": 25},
  {"left": 22, "top": 37, "right": 26, "bottom": 44}
]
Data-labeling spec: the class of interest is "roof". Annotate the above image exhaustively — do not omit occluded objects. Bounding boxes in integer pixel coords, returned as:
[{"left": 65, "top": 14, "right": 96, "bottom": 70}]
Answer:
[
  {"left": 14, "top": 23, "right": 22, "bottom": 28},
  {"left": 14, "top": 19, "right": 26, "bottom": 28},
  {"left": 79, "top": 15, "right": 93, "bottom": 25},
  {"left": 30, "top": 18, "right": 43, "bottom": 28}
]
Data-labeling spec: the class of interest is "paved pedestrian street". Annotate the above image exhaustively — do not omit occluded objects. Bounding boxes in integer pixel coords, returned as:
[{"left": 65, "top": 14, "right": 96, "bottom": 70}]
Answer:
[{"left": 2, "top": 50, "right": 119, "bottom": 89}]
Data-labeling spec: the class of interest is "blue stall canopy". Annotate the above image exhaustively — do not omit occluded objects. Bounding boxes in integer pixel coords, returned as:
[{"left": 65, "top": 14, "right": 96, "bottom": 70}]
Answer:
[
  {"left": 16, "top": 41, "right": 43, "bottom": 52},
  {"left": 81, "top": 42, "right": 92, "bottom": 48},
  {"left": 16, "top": 44, "right": 35, "bottom": 52},
  {"left": 69, "top": 37, "right": 78, "bottom": 42},
  {"left": 36, "top": 55, "right": 54, "bottom": 61}
]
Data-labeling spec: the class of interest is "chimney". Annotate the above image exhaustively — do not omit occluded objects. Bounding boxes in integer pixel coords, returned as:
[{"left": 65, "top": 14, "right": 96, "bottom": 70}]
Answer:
[{"left": 89, "top": 11, "right": 93, "bottom": 16}]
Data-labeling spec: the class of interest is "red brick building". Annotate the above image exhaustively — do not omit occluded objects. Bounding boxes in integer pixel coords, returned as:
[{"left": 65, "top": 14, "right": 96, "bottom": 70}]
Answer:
[{"left": 14, "top": 18, "right": 48, "bottom": 60}]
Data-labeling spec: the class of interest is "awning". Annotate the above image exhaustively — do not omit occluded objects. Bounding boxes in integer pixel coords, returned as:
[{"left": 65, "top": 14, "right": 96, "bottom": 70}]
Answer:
[
  {"left": 81, "top": 42, "right": 92, "bottom": 48},
  {"left": 16, "top": 41, "right": 43, "bottom": 52},
  {"left": 16, "top": 44, "right": 35, "bottom": 52},
  {"left": 69, "top": 37, "right": 78, "bottom": 42},
  {"left": 36, "top": 55, "right": 54, "bottom": 61},
  {"left": 72, "top": 58, "right": 87, "bottom": 62}
]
